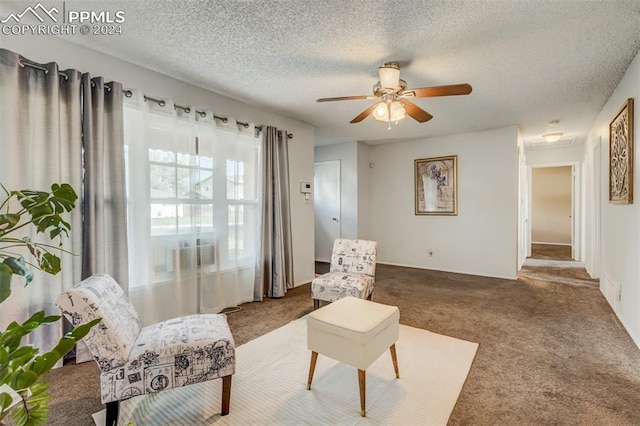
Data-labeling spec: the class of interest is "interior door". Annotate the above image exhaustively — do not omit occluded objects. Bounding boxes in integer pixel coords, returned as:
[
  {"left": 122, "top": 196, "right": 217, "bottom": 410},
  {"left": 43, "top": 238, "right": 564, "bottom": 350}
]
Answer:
[{"left": 314, "top": 160, "right": 341, "bottom": 262}]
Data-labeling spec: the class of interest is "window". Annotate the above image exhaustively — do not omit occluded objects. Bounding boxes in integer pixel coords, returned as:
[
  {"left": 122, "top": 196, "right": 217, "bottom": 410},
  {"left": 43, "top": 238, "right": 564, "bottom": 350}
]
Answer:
[{"left": 124, "top": 102, "right": 260, "bottom": 293}]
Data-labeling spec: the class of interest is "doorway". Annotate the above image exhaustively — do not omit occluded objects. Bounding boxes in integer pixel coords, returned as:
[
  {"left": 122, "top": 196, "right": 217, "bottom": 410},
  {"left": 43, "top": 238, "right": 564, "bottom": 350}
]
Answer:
[
  {"left": 530, "top": 165, "right": 574, "bottom": 260},
  {"left": 314, "top": 160, "right": 341, "bottom": 263}
]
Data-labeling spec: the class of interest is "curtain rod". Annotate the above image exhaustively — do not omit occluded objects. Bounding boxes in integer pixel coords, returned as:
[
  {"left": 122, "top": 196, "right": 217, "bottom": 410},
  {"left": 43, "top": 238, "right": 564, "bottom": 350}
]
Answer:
[
  {"left": 20, "top": 59, "right": 119, "bottom": 92},
  {"left": 20, "top": 59, "right": 69, "bottom": 80},
  {"left": 18, "top": 59, "right": 289, "bottom": 137},
  {"left": 123, "top": 89, "right": 251, "bottom": 128},
  {"left": 255, "top": 127, "right": 294, "bottom": 139}
]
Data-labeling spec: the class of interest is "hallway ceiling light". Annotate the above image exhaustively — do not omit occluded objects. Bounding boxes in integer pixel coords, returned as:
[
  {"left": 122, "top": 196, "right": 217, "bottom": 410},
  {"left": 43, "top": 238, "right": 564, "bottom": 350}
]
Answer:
[{"left": 542, "top": 132, "right": 563, "bottom": 143}]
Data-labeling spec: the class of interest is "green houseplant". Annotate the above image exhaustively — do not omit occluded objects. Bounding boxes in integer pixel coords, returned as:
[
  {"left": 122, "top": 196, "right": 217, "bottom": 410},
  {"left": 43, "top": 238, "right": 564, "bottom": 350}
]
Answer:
[{"left": 0, "top": 183, "right": 100, "bottom": 426}]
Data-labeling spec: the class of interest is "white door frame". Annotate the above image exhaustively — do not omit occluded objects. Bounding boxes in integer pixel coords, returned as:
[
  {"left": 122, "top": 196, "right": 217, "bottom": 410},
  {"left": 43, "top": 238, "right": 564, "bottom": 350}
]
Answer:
[{"left": 527, "top": 161, "right": 582, "bottom": 261}]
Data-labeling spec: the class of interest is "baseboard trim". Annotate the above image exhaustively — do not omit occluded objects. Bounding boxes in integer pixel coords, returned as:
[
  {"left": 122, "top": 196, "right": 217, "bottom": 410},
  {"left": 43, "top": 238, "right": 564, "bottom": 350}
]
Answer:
[
  {"left": 294, "top": 280, "right": 311, "bottom": 288},
  {"left": 600, "top": 273, "right": 640, "bottom": 350},
  {"left": 615, "top": 313, "right": 640, "bottom": 350},
  {"left": 377, "top": 261, "right": 517, "bottom": 281}
]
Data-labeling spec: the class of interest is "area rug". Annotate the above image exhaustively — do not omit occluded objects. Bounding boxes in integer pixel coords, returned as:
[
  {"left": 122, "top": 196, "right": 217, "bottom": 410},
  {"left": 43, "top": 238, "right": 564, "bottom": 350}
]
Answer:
[{"left": 93, "top": 317, "right": 478, "bottom": 425}]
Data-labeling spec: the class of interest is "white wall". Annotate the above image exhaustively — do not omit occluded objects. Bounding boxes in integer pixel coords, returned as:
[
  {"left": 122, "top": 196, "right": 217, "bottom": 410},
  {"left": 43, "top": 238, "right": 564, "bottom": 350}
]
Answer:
[
  {"left": 357, "top": 142, "right": 371, "bottom": 239},
  {"left": 370, "top": 126, "right": 520, "bottom": 279},
  {"left": 1, "top": 36, "right": 316, "bottom": 286},
  {"left": 531, "top": 167, "right": 572, "bottom": 244},
  {"left": 314, "top": 142, "right": 358, "bottom": 239},
  {"left": 526, "top": 144, "right": 585, "bottom": 165},
  {"left": 584, "top": 48, "right": 640, "bottom": 348}
]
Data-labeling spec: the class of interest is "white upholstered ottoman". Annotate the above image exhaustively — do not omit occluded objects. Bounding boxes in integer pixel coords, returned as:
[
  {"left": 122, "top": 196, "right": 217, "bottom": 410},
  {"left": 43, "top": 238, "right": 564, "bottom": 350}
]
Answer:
[{"left": 306, "top": 296, "right": 400, "bottom": 417}]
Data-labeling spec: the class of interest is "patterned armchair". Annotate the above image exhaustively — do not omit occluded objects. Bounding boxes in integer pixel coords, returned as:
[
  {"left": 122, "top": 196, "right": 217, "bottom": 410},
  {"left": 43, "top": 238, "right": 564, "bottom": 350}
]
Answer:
[
  {"left": 311, "top": 239, "right": 378, "bottom": 309},
  {"left": 55, "top": 274, "right": 235, "bottom": 426}
]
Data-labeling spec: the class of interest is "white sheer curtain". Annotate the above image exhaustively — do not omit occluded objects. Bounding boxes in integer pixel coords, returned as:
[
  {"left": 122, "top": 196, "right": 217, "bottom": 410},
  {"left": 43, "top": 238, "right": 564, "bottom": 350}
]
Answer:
[{"left": 123, "top": 91, "right": 259, "bottom": 325}]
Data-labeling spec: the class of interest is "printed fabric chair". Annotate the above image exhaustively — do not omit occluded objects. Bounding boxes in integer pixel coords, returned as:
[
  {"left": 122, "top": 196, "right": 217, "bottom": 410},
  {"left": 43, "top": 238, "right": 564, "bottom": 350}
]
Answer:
[
  {"left": 55, "top": 274, "right": 235, "bottom": 426},
  {"left": 311, "top": 238, "right": 378, "bottom": 309}
]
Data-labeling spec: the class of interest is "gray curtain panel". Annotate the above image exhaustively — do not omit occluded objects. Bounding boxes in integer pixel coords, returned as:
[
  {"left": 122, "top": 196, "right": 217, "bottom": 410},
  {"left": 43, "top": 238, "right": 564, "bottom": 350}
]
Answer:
[
  {"left": 0, "top": 48, "right": 127, "bottom": 361},
  {"left": 256, "top": 126, "right": 294, "bottom": 299},
  {"left": 81, "top": 74, "right": 128, "bottom": 287},
  {"left": 0, "top": 48, "right": 83, "bottom": 354}
]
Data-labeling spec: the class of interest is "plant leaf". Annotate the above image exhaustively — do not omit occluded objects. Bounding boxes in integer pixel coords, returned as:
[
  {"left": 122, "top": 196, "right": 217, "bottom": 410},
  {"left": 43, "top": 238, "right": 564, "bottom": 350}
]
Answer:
[
  {"left": 29, "top": 352, "right": 61, "bottom": 376},
  {"left": 10, "top": 345, "right": 37, "bottom": 361},
  {"left": 41, "top": 315, "right": 60, "bottom": 324},
  {"left": 15, "top": 370, "right": 38, "bottom": 389},
  {"left": 0, "top": 213, "right": 20, "bottom": 231},
  {"left": 0, "top": 345, "right": 9, "bottom": 367},
  {"left": 3, "top": 257, "right": 33, "bottom": 284},
  {"left": 25, "top": 311, "right": 45, "bottom": 323},
  {"left": 70, "top": 318, "right": 102, "bottom": 340},
  {"left": 0, "top": 392, "right": 14, "bottom": 412},
  {"left": 50, "top": 336, "right": 76, "bottom": 358},
  {"left": 0, "top": 263, "right": 13, "bottom": 303},
  {"left": 50, "top": 183, "right": 78, "bottom": 212},
  {"left": 39, "top": 253, "right": 60, "bottom": 275}
]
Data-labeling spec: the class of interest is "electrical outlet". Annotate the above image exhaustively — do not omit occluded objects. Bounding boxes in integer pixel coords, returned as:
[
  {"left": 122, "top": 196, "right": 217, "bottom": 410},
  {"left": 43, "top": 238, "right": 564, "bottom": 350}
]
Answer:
[
  {"left": 428, "top": 249, "right": 433, "bottom": 257},
  {"left": 617, "top": 285, "right": 622, "bottom": 301}
]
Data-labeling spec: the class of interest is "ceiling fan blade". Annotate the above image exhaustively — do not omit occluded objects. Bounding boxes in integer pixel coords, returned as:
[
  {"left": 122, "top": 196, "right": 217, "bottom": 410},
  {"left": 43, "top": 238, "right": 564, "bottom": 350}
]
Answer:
[
  {"left": 403, "top": 101, "right": 433, "bottom": 123},
  {"left": 350, "top": 104, "right": 379, "bottom": 123},
  {"left": 316, "top": 95, "right": 375, "bottom": 102},
  {"left": 402, "top": 83, "right": 472, "bottom": 98}
]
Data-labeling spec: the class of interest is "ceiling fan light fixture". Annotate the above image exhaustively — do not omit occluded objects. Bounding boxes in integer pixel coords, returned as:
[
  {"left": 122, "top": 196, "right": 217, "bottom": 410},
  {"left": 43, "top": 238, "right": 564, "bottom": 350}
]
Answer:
[
  {"left": 542, "top": 132, "right": 563, "bottom": 143},
  {"left": 372, "top": 102, "right": 389, "bottom": 121},
  {"left": 390, "top": 101, "right": 406, "bottom": 121},
  {"left": 379, "top": 63, "right": 400, "bottom": 90},
  {"left": 372, "top": 100, "right": 406, "bottom": 127}
]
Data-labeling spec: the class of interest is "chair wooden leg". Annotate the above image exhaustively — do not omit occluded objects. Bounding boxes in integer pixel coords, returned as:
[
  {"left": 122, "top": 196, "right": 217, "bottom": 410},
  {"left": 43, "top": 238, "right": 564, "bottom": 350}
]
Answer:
[
  {"left": 307, "top": 351, "right": 318, "bottom": 390},
  {"left": 105, "top": 401, "right": 119, "bottom": 426},
  {"left": 390, "top": 343, "right": 400, "bottom": 378},
  {"left": 221, "top": 375, "right": 232, "bottom": 415},
  {"left": 313, "top": 299, "right": 321, "bottom": 310},
  {"left": 358, "top": 369, "right": 366, "bottom": 417}
]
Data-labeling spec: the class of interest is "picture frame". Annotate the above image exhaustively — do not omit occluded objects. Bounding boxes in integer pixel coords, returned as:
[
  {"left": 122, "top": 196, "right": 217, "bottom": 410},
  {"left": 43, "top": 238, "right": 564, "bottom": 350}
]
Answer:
[
  {"left": 609, "top": 98, "right": 634, "bottom": 204},
  {"left": 414, "top": 155, "right": 458, "bottom": 215}
]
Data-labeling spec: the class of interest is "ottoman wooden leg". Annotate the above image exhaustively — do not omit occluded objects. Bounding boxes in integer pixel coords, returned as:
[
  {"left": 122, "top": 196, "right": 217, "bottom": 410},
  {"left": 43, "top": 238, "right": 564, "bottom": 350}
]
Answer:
[
  {"left": 106, "top": 401, "right": 119, "bottom": 426},
  {"left": 221, "top": 375, "right": 232, "bottom": 415},
  {"left": 307, "top": 351, "right": 318, "bottom": 390},
  {"left": 390, "top": 343, "right": 400, "bottom": 378},
  {"left": 358, "top": 369, "right": 366, "bottom": 417}
]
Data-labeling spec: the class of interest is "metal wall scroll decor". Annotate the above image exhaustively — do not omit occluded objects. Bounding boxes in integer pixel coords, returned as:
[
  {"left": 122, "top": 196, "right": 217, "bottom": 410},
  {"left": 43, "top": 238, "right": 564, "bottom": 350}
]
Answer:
[{"left": 609, "top": 98, "right": 634, "bottom": 204}]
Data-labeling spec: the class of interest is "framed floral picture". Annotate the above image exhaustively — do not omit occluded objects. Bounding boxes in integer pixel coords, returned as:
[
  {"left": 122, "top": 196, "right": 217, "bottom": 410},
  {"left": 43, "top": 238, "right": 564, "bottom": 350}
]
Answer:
[
  {"left": 609, "top": 98, "right": 634, "bottom": 204},
  {"left": 414, "top": 155, "right": 458, "bottom": 215}
]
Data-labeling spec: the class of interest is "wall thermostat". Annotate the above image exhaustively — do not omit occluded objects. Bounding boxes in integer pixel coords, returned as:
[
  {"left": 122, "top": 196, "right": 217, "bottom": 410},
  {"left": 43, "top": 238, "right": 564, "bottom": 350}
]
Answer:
[{"left": 300, "top": 182, "right": 312, "bottom": 194}]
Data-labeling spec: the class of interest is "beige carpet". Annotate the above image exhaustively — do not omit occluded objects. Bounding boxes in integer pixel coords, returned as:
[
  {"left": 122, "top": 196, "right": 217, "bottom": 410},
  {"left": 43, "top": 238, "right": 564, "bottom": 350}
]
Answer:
[{"left": 93, "top": 317, "right": 478, "bottom": 425}]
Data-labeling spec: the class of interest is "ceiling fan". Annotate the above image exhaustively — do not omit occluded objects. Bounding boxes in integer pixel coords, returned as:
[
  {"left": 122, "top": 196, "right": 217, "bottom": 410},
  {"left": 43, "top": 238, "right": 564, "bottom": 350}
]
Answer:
[{"left": 316, "top": 62, "right": 472, "bottom": 128}]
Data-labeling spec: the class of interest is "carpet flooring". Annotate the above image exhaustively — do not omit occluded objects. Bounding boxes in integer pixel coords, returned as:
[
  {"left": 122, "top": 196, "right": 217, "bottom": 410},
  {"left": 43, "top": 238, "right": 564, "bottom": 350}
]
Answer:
[
  {"left": 46, "top": 263, "right": 640, "bottom": 425},
  {"left": 93, "top": 318, "right": 478, "bottom": 425},
  {"left": 530, "top": 243, "right": 573, "bottom": 261}
]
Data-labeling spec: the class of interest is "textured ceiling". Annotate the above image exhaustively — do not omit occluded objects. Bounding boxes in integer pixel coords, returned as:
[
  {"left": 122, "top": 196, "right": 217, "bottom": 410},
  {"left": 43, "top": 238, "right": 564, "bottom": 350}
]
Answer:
[{"left": 3, "top": 0, "right": 640, "bottom": 146}]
